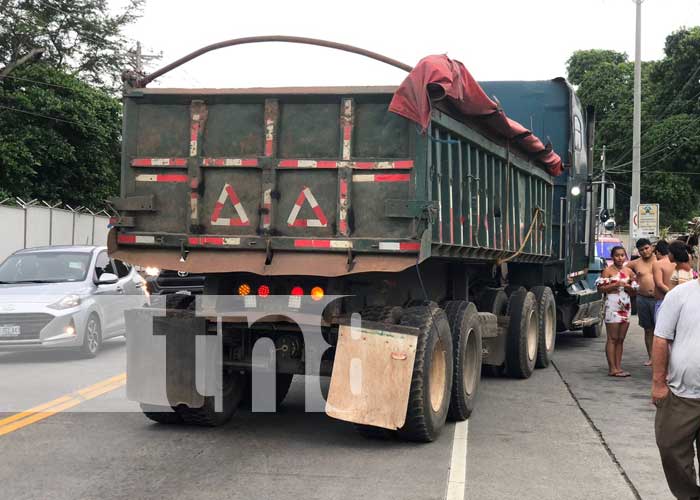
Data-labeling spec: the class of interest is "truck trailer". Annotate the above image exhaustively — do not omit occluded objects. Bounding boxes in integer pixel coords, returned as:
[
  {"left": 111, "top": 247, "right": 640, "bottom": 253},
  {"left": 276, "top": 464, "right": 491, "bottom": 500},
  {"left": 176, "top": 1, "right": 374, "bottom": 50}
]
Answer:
[{"left": 109, "top": 37, "right": 604, "bottom": 442}]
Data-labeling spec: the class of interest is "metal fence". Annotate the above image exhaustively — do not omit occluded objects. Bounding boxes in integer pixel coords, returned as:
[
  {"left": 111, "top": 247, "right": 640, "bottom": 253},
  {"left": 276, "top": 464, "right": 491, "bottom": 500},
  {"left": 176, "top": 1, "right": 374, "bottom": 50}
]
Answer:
[{"left": 0, "top": 198, "right": 111, "bottom": 262}]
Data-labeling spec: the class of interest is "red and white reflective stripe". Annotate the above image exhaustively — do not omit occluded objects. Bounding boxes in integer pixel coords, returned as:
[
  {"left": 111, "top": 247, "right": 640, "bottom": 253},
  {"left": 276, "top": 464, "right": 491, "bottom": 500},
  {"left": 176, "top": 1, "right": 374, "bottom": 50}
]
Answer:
[
  {"left": 352, "top": 160, "right": 414, "bottom": 169},
  {"left": 338, "top": 178, "right": 349, "bottom": 236},
  {"left": 294, "top": 239, "right": 352, "bottom": 249},
  {"left": 131, "top": 158, "right": 187, "bottom": 167},
  {"left": 190, "top": 192, "right": 198, "bottom": 221},
  {"left": 188, "top": 237, "right": 241, "bottom": 246},
  {"left": 262, "top": 188, "right": 272, "bottom": 229},
  {"left": 342, "top": 99, "right": 353, "bottom": 161},
  {"left": 202, "top": 158, "right": 258, "bottom": 167},
  {"left": 211, "top": 183, "right": 250, "bottom": 226},
  {"left": 352, "top": 174, "right": 411, "bottom": 183},
  {"left": 278, "top": 160, "right": 413, "bottom": 169},
  {"left": 117, "top": 234, "right": 155, "bottom": 244},
  {"left": 279, "top": 159, "right": 338, "bottom": 169},
  {"left": 288, "top": 187, "right": 328, "bottom": 227},
  {"left": 135, "top": 174, "right": 188, "bottom": 183},
  {"left": 378, "top": 242, "right": 421, "bottom": 251},
  {"left": 265, "top": 119, "right": 275, "bottom": 157},
  {"left": 190, "top": 120, "right": 199, "bottom": 157}
]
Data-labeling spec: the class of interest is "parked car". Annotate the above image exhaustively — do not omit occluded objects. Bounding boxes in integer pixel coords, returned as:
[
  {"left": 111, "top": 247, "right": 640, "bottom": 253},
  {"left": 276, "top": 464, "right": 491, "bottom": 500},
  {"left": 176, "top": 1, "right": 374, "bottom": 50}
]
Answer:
[
  {"left": 144, "top": 269, "right": 205, "bottom": 296},
  {"left": 0, "top": 246, "right": 147, "bottom": 357},
  {"left": 596, "top": 235, "right": 625, "bottom": 267}
]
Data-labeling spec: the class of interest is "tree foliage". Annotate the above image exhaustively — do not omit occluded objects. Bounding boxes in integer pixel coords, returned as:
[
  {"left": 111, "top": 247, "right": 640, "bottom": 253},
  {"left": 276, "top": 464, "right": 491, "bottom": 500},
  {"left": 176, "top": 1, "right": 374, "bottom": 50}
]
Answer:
[
  {"left": 0, "top": 63, "right": 121, "bottom": 208},
  {"left": 0, "top": 0, "right": 144, "bottom": 90},
  {"left": 567, "top": 28, "right": 700, "bottom": 230}
]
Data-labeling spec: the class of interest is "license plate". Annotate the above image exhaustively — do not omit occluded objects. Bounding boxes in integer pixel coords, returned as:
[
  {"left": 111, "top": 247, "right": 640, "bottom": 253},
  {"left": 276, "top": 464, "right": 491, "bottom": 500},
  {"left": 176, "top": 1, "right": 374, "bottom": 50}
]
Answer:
[{"left": 0, "top": 325, "right": 20, "bottom": 337}]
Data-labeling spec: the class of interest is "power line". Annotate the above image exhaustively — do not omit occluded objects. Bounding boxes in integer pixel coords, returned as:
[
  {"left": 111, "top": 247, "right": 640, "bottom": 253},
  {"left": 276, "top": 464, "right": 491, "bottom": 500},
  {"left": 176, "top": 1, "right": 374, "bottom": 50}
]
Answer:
[
  {"left": 0, "top": 103, "right": 100, "bottom": 130},
  {"left": 0, "top": 74, "right": 101, "bottom": 94}
]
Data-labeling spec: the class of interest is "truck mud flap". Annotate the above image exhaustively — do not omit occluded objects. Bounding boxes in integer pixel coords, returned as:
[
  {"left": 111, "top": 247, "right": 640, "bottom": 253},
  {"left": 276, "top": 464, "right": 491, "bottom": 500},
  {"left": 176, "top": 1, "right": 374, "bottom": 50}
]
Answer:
[
  {"left": 326, "top": 320, "right": 419, "bottom": 430},
  {"left": 125, "top": 308, "right": 207, "bottom": 408}
]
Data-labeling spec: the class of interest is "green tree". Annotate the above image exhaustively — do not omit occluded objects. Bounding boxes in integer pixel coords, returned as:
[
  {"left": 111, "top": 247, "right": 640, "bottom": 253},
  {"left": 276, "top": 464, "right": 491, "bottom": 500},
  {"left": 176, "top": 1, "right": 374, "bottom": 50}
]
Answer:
[
  {"left": 567, "top": 34, "right": 700, "bottom": 231},
  {"left": 0, "top": 0, "right": 144, "bottom": 90},
  {"left": 566, "top": 49, "right": 628, "bottom": 86},
  {"left": 642, "top": 173, "right": 697, "bottom": 230},
  {"left": 0, "top": 63, "right": 121, "bottom": 208}
]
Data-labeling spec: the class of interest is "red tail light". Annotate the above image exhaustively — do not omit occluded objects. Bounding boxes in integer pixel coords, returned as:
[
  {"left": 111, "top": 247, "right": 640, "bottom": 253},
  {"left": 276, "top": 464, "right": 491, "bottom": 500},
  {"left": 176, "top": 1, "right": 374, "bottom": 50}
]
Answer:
[
  {"left": 258, "top": 285, "right": 270, "bottom": 297},
  {"left": 291, "top": 286, "right": 304, "bottom": 296}
]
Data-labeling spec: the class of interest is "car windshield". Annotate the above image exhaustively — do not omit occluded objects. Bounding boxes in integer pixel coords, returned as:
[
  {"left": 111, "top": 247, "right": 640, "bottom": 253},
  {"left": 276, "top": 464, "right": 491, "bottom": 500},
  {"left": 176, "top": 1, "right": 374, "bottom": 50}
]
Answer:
[
  {"left": 0, "top": 252, "right": 92, "bottom": 283},
  {"left": 596, "top": 241, "right": 621, "bottom": 260}
]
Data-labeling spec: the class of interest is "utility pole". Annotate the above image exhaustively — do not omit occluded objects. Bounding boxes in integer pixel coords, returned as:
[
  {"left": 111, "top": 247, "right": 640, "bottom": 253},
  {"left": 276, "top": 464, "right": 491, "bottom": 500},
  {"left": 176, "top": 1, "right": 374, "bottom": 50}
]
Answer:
[
  {"left": 129, "top": 41, "right": 161, "bottom": 75},
  {"left": 630, "top": 0, "right": 643, "bottom": 254}
]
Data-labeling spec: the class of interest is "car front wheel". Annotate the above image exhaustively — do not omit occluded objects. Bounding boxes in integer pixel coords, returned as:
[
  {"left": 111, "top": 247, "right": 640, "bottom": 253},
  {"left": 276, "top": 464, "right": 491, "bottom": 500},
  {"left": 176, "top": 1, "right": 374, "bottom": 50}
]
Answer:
[{"left": 80, "top": 314, "right": 102, "bottom": 358}]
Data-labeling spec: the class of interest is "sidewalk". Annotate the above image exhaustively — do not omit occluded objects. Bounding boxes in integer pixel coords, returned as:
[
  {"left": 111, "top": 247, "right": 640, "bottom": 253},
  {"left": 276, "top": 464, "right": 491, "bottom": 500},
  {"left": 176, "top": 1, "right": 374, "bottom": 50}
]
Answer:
[{"left": 553, "top": 324, "right": 670, "bottom": 500}]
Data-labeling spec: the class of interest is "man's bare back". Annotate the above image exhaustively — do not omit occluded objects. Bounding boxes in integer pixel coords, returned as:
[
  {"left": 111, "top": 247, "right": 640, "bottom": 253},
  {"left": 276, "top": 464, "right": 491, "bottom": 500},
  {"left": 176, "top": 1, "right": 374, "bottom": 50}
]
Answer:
[{"left": 653, "top": 256, "right": 676, "bottom": 300}]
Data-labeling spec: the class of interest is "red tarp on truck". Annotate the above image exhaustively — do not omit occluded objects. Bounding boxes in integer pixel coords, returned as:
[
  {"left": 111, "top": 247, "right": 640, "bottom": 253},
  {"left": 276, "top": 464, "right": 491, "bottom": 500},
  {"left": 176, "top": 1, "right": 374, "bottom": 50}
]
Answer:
[{"left": 389, "top": 55, "right": 564, "bottom": 176}]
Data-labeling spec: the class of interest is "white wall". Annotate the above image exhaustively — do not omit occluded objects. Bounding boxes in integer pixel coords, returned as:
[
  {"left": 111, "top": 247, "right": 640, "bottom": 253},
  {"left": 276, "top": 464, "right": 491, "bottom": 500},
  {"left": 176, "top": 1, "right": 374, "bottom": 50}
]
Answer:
[{"left": 0, "top": 204, "right": 110, "bottom": 262}]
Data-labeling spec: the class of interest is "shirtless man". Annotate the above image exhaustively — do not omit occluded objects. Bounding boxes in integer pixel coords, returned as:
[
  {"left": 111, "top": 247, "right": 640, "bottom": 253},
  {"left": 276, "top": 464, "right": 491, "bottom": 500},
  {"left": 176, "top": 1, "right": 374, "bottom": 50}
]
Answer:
[
  {"left": 651, "top": 240, "right": 675, "bottom": 365},
  {"left": 626, "top": 238, "right": 657, "bottom": 365}
]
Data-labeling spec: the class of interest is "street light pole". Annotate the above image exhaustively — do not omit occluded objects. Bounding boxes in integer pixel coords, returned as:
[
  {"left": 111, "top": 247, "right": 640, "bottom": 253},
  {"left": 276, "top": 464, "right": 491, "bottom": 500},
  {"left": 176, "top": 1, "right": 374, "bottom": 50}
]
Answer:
[{"left": 630, "top": 0, "right": 643, "bottom": 253}]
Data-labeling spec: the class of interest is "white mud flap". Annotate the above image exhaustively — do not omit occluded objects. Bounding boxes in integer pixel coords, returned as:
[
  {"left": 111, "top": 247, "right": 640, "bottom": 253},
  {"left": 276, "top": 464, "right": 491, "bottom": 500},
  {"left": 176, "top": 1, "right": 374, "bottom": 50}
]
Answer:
[{"left": 326, "top": 320, "right": 418, "bottom": 430}]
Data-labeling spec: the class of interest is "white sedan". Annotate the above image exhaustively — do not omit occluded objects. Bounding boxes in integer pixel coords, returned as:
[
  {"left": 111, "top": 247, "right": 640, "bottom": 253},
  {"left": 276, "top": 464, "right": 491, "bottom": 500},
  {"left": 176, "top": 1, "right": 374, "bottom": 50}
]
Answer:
[{"left": 0, "top": 246, "right": 147, "bottom": 357}]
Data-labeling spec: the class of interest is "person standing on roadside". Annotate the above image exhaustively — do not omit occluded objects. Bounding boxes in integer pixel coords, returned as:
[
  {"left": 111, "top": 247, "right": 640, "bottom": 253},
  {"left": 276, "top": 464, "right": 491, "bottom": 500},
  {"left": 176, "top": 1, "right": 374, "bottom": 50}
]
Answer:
[
  {"left": 626, "top": 238, "right": 657, "bottom": 365},
  {"left": 652, "top": 277, "right": 700, "bottom": 499},
  {"left": 652, "top": 240, "right": 675, "bottom": 365},
  {"left": 668, "top": 240, "right": 698, "bottom": 290},
  {"left": 596, "top": 246, "right": 638, "bottom": 377}
]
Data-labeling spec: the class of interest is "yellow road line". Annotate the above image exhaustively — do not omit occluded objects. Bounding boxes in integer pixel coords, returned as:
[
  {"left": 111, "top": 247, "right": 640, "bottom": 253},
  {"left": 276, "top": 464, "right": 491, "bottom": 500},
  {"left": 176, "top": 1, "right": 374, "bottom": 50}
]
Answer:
[{"left": 0, "top": 372, "right": 127, "bottom": 437}]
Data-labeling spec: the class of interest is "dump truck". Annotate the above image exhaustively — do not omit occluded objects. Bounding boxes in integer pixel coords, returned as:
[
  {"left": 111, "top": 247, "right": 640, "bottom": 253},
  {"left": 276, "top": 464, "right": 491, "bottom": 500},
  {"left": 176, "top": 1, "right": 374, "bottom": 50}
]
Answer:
[{"left": 109, "top": 37, "right": 604, "bottom": 442}]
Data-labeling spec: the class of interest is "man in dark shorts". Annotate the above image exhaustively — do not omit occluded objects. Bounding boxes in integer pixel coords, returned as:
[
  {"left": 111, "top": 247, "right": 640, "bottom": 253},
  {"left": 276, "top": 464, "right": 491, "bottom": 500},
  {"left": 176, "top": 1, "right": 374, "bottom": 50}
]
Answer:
[{"left": 626, "top": 238, "right": 657, "bottom": 360}]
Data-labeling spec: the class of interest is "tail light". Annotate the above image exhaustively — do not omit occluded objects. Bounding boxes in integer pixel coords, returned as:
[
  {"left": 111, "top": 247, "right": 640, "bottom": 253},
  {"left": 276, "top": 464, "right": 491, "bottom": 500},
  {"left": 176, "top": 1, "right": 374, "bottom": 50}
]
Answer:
[
  {"left": 310, "top": 286, "right": 325, "bottom": 301},
  {"left": 258, "top": 285, "right": 270, "bottom": 298},
  {"left": 238, "top": 283, "right": 251, "bottom": 296},
  {"left": 291, "top": 286, "right": 304, "bottom": 296}
]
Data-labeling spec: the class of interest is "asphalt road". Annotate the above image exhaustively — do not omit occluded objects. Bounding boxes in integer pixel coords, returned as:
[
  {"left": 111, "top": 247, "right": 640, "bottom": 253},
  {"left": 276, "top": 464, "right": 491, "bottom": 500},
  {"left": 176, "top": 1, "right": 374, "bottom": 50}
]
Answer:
[{"left": 0, "top": 324, "right": 672, "bottom": 500}]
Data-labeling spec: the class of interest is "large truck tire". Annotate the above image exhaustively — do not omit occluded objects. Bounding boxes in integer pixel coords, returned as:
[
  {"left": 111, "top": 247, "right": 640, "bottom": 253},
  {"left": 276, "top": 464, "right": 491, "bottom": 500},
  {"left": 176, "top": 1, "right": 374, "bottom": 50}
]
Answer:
[
  {"left": 478, "top": 288, "right": 508, "bottom": 316},
  {"left": 360, "top": 305, "right": 403, "bottom": 324},
  {"left": 177, "top": 370, "right": 246, "bottom": 426},
  {"left": 442, "top": 301, "right": 482, "bottom": 421},
  {"left": 140, "top": 404, "right": 184, "bottom": 425},
  {"left": 396, "top": 303, "right": 453, "bottom": 442},
  {"left": 531, "top": 286, "right": 556, "bottom": 369},
  {"left": 243, "top": 372, "right": 295, "bottom": 410},
  {"left": 505, "top": 289, "right": 539, "bottom": 379}
]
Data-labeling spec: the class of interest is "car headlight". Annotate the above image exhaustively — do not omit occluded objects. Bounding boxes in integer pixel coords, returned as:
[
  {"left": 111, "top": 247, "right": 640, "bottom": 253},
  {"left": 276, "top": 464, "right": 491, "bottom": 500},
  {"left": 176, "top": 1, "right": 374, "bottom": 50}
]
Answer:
[
  {"left": 145, "top": 266, "right": 160, "bottom": 277},
  {"left": 48, "top": 294, "right": 82, "bottom": 310}
]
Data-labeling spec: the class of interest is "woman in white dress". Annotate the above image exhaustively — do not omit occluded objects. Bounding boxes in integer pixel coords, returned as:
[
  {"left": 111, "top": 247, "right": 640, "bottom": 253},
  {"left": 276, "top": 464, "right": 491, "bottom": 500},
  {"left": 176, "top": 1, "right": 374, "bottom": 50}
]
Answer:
[{"left": 596, "top": 246, "right": 638, "bottom": 377}]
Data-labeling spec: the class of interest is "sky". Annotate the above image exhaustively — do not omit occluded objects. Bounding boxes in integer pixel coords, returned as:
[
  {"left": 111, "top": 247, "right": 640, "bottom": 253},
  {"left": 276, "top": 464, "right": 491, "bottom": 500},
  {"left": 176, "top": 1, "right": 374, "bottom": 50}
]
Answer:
[{"left": 115, "top": 0, "right": 700, "bottom": 89}]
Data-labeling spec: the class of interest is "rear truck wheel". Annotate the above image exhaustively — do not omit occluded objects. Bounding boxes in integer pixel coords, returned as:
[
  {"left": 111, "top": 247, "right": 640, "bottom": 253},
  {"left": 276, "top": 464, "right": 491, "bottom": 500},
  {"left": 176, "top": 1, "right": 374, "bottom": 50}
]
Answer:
[
  {"left": 504, "top": 285, "right": 525, "bottom": 298},
  {"left": 442, "top": 301, "right": 483, "bottom": 421},
  {"left": 531, "top": 286, "right": 556, "bottom": 369},
  {"left": 360, "top": 305, "right": 403, "bottom": 324},
  {"left": 80, "top": 314, "right": 102, "bottom": 358},
  {"left": 396, "top": 303, "right": 453, "bottom": 442},
  {"left": 140, "top": 404, "right": 184, "bottom": 425},
  {"left": 352, "top": 305, "right": 404, "bottom": 440},
  {"left": 478, "top": 288, "right": 508, "bottom": 316},
  {"left": 243, "top": 372, "right": 295, "bottom": 410},
  {"left": 505, "top": 289, "right": 539, "bottom": 379},
  {"left": 177, "top": 369, "right": 246, "bottom": 426}
]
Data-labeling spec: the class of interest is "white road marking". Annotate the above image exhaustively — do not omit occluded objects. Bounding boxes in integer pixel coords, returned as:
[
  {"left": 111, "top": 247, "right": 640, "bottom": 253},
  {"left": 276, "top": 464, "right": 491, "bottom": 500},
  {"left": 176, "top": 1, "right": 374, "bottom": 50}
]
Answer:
[{"left": 446, "top": 420, "right": 469, "bottom": 500}]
